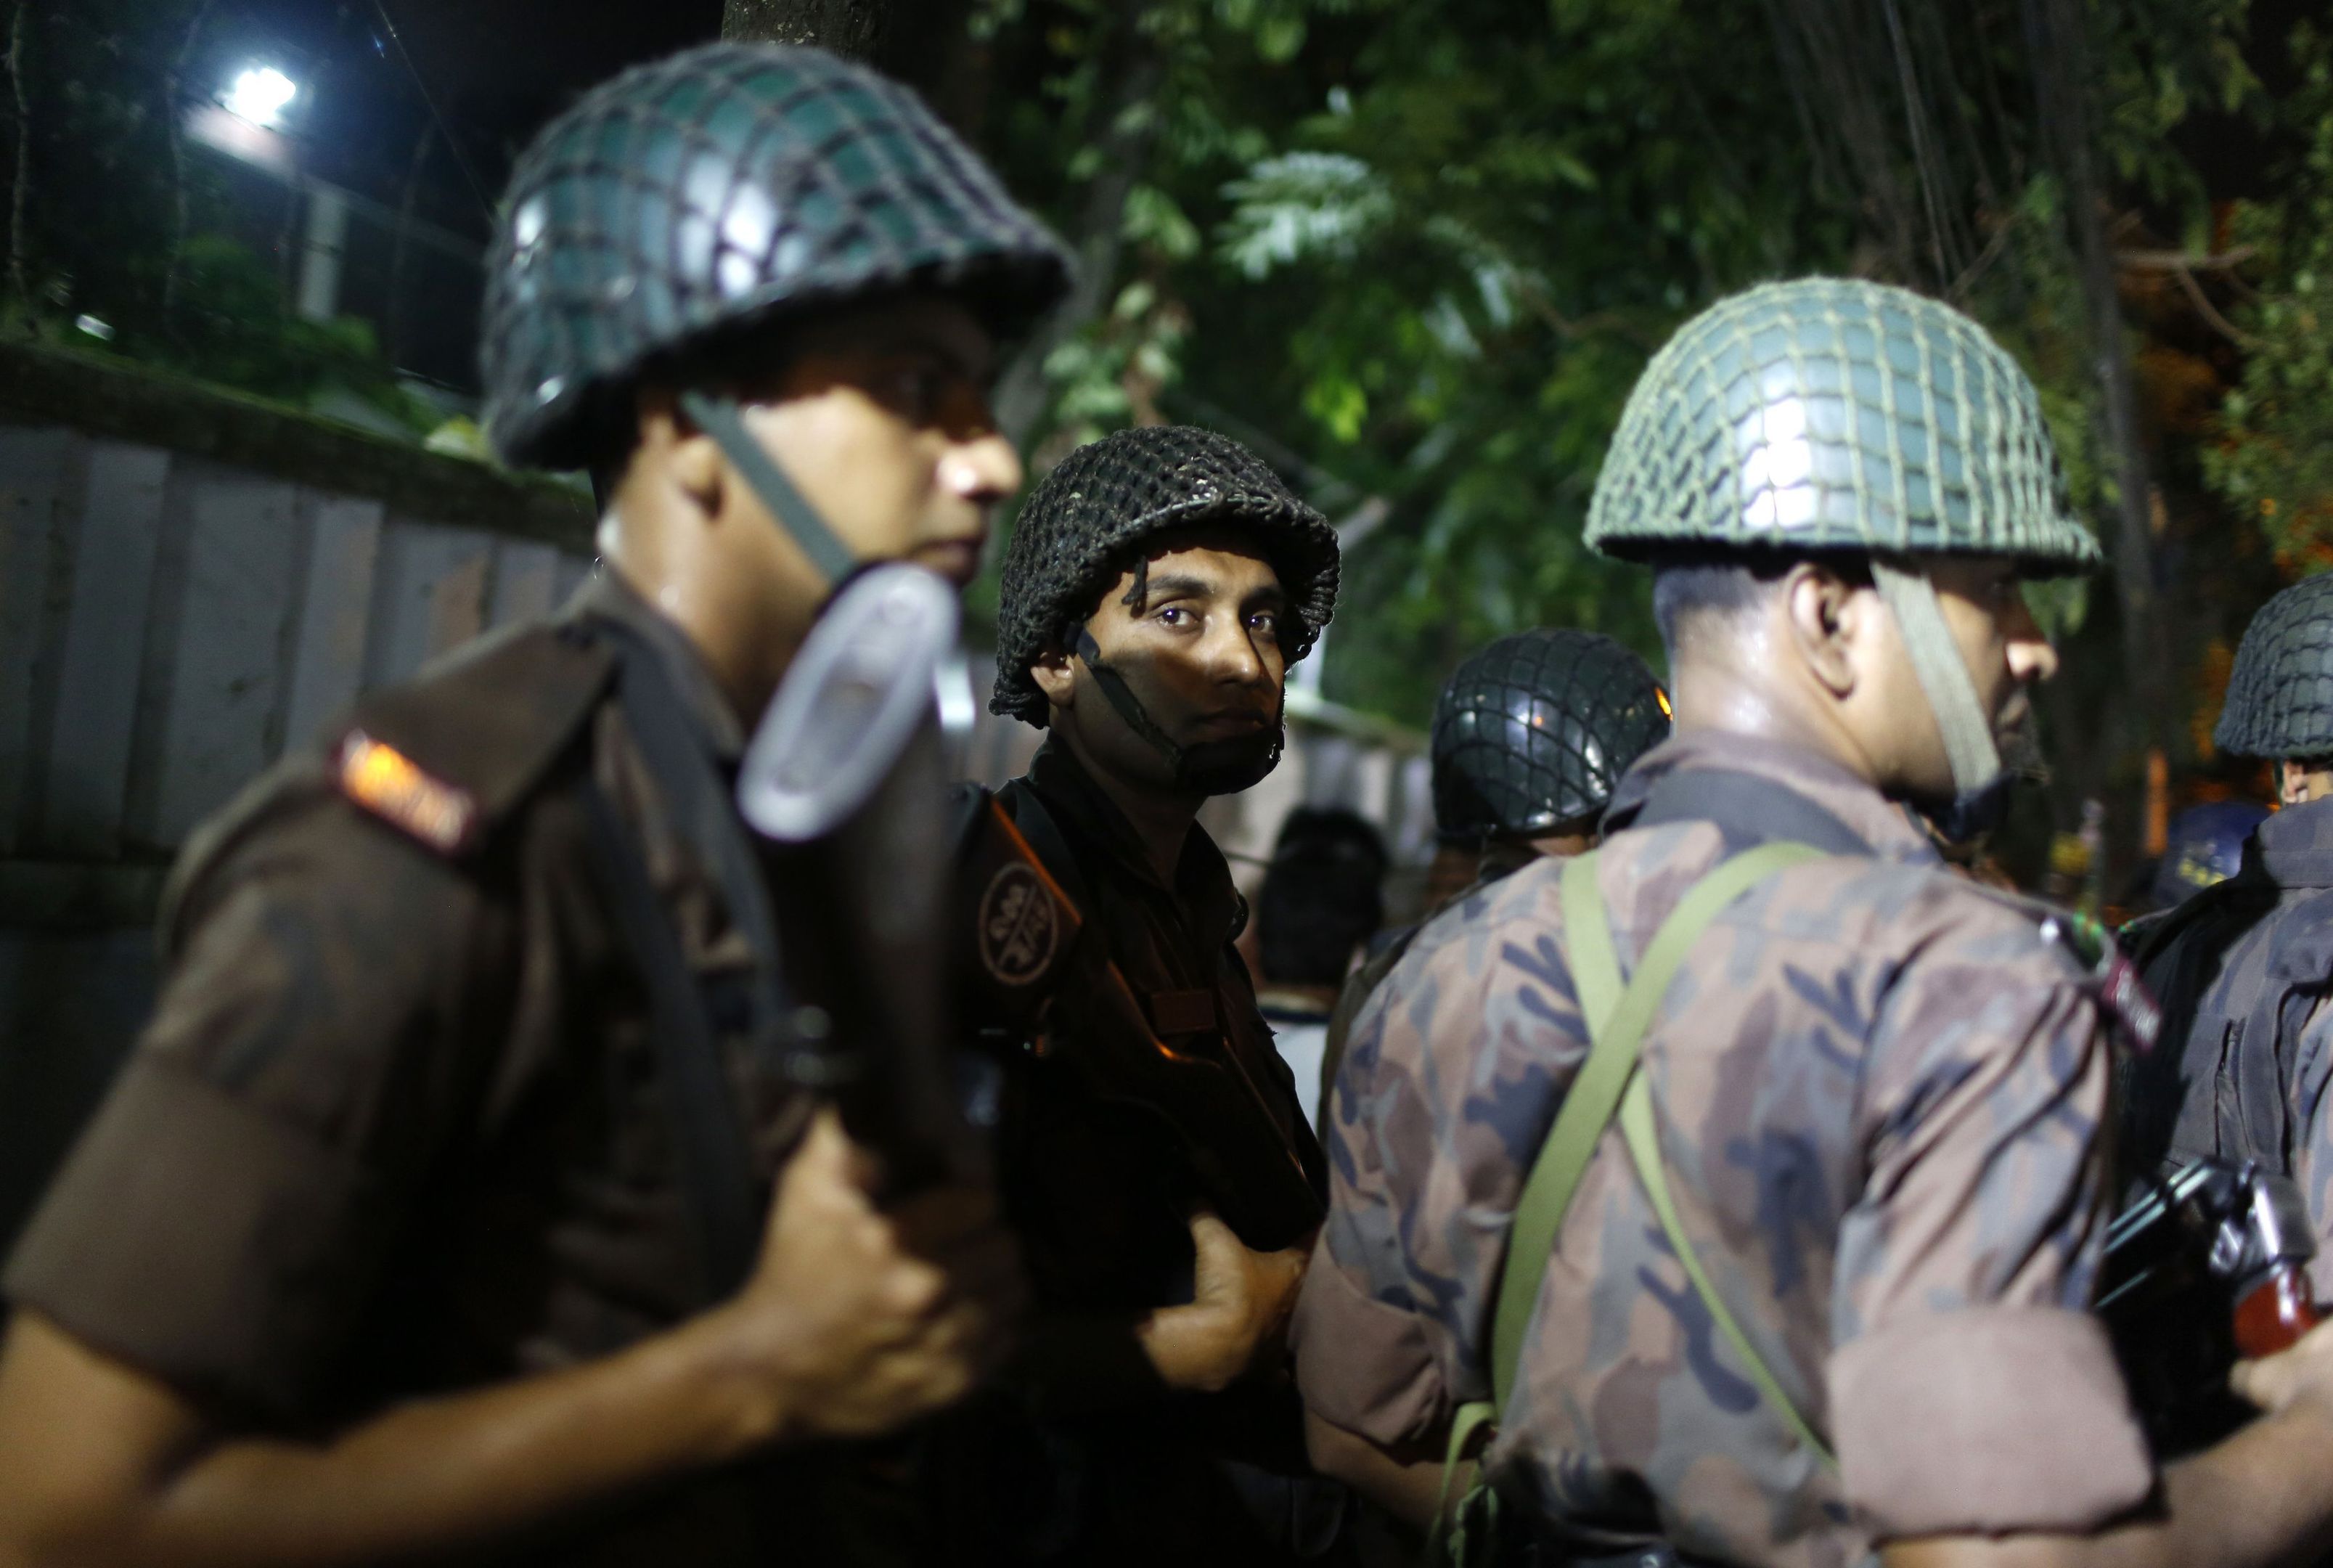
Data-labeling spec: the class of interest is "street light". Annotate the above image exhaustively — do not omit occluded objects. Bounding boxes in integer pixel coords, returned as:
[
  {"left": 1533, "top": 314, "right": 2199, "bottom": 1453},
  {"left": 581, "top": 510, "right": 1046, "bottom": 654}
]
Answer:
[{"left": 223, "top": 66, "right": 298, "bottom": 128}]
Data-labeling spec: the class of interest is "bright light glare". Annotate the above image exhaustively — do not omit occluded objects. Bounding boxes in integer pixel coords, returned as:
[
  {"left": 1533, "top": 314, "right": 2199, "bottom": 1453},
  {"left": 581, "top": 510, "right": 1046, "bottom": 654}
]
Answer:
[{"left": 224, "top": 67, "right": 298, "bottom": 128}]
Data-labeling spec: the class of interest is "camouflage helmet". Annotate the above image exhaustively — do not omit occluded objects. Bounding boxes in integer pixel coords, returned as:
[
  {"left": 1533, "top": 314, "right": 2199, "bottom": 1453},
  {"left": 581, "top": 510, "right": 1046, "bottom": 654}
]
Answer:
[
  {"left": 1431, "top": 629, "right": 1670, "bottom": 841},
  {"left": 1586, "top": 278, "right": 2100, "bottom": 574},
  {"left": 483, "top": 42, "right": 1071, "bottom": 470},
  {"left": 990, "top": 426, "right": 1340, "bottom": 726},
  {"left": 2216, "top": 574, "right": 2333, "bottom": 759}
]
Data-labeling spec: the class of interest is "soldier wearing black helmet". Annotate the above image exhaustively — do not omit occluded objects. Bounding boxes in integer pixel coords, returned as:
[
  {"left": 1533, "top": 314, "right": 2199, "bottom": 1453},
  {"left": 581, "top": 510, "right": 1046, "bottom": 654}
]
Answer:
[
  {"left": 2128, "top": 574, "right": 2333, "bottom": 1277},
  {"left": 0, "top": 42, "right": 1067, "bottom": 1567},
  {"left": 1317, "top": 628, "right": 1670, "bottom": 1116},
  {"left": 945, "top": 424, "right": 1344, "bottom": 1564}
]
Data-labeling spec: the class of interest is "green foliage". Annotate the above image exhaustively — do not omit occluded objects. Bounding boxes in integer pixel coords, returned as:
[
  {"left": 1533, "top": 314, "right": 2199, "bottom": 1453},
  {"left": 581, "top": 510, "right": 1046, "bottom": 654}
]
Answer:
[
  {"left": 2205, "top": 25, "right": 2333, "bottom": 573},
  {"left": 3, "top": 0, "right": 437, "bottom": 440}
]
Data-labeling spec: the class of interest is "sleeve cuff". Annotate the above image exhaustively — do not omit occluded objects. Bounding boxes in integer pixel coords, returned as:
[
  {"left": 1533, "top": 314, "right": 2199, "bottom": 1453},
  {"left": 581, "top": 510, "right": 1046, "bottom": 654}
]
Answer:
[
  {"left": 1290, "top": 1235, "right": 1448, "bottom": 1447},
  {"left": 4, "top": 1058, "right": 384, "bottom": 1417},
  {"left": 1830, "top": 1304, "right": 2153, "bottom": 1538}
]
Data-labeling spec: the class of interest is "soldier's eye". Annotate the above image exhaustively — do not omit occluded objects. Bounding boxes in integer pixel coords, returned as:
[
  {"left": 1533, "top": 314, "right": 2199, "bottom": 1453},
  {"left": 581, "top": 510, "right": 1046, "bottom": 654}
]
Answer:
[
  {"left": 1248, "top": 611, "right": 1279, "bottom": 636},
  {"left": 1156, "top": 606, "right": 1191, "bottom": 627}
]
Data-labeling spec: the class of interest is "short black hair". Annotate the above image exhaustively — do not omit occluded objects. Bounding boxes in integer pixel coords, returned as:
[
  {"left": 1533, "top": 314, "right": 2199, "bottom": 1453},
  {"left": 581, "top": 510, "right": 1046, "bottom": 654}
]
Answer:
[
  {"left": 1258, "top": 808, "right": 1387, "bottom": 987},
  {"left": 1646, "top": 546, "right": 1871, "bottom": 657}
]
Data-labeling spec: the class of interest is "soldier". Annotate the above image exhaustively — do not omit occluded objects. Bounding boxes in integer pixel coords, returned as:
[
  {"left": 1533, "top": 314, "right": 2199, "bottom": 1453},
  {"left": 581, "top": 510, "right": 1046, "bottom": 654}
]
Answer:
[
  {"left": 1291, "top": 278, "right": 2333, "bottom": 1567},
  {"left": 2127, "top": 574, "right": 2333, "bottom": 1257},
  {"left": 0, "top": 42, "right": 1069, "bottom": 1567},
  {"left": 955, "top": 424, "right": 1344, "bottom": 1562},
  {"left": 1318, "top": 627, "right": 1670, "bottom": 1109}
]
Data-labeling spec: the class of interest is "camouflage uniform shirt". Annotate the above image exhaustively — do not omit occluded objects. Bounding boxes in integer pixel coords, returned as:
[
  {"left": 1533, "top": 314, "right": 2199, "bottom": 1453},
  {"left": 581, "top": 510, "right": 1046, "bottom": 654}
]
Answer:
[
  {"left": 1293, "top": 730, "right": 2152, "bottom": 1566},
  {"left": 2129, "top": 793, "right": 2333, "bottom": 1295}
]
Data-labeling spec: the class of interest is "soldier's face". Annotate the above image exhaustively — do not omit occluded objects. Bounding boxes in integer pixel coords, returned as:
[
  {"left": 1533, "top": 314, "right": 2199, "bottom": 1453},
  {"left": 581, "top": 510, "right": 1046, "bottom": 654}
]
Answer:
[
  {"left": 1868, "top": 555, "right": 2060, "bottom": 799},
  {"left": 724, "top": 295, "right": 1021, "bottom": 593},
  {"left": 1034, "top": 529, "right": 1291, "bottom": 796}
]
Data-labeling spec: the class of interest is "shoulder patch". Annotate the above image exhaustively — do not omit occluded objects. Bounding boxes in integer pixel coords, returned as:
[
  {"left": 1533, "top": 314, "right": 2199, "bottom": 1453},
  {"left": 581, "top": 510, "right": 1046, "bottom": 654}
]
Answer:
[
  {"left": 340, "top": 622, "right": 617, "bottom": 854},
  {"left": 336, "top": 730, "right": 480, "bottom": 854}
]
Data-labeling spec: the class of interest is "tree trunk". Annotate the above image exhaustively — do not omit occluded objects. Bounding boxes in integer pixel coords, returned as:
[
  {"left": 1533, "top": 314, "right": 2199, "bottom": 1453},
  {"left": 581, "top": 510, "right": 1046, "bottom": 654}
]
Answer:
[
  {"left": 992, "top": 28, "right": 1164, "bottom": 446},
  {"left": 2024, "top": 0, "right": 2168, "bottom": 753},
  {"left": 162, "top": 0, "right": 218, "bottom": 334},
  {"left": 6, "top": 0, "right": 31, "bottom": 318}
]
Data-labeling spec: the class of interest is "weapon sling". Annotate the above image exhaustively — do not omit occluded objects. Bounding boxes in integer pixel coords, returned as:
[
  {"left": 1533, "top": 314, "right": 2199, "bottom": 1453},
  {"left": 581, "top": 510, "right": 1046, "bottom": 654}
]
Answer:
[
  {"left": 1434, "top": 841, "right": 1837, "bottom": 1562},
  {"left": 574, "top": 621, "right": 795, "bottom": 1304}
]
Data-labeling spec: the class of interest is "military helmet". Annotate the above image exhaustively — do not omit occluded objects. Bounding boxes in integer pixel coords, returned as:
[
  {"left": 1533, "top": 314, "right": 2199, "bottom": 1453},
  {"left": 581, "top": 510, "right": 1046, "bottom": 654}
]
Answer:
[
  {"left": 991, "top": 426, "right": 1340, "bottom": 725},
  {"left": 2216, "top": 574, "right": 2333, "bottom": 759},
  {"left": 1431, "top": 629, "right": 1670, "bottom": 841},
  {"left": 483, "top": 42, "right": 1071, "bottom": 470},
  {"left": 1586, "top": 278, "right": 2099, "bottom": 573}
]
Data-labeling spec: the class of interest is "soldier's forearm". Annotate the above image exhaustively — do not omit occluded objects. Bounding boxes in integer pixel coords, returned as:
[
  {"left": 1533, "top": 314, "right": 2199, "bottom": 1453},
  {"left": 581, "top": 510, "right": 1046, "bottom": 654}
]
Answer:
[
  {"left": 1882, "top": 1402, "right": 2333, "bottom": 1568},
  {"left": 0, "top": 1308, "right": 786, "bottom": 1568}
]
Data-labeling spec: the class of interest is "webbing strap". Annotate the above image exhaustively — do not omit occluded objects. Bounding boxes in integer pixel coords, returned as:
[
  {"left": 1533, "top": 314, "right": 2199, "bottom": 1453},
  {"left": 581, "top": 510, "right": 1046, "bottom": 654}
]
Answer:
[
  {"left": 678, "top": 388, "right": 859, "bottom": 589},
  {"left": 1487, "top": 843, "right": 1822, "bottom": 1408},
  {"left": 1870, "top": 558, "right": 2001, "bottom": 796},
  {"left": 1619, "top": 1077, "right": 1836, "bottom": 1466}
]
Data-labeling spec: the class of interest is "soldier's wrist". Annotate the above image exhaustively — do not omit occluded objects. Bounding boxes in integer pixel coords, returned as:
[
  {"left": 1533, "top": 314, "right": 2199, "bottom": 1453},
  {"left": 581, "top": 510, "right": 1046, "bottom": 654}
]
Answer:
[{"left": 671, "top": 1304, "right": 803, "bottom": 1456}]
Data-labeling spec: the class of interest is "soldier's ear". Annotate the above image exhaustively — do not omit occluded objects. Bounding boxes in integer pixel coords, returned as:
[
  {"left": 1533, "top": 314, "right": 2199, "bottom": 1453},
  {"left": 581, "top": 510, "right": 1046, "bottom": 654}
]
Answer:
[
  {"left": 637, "top": 384, "right": 725, "bottom": 518},
  {"left": 1781, "top": 563, "right": 1862, "bottom": 698},
  {"left": 1030, "top": 645, "right": 1079, "bottom": 709}
]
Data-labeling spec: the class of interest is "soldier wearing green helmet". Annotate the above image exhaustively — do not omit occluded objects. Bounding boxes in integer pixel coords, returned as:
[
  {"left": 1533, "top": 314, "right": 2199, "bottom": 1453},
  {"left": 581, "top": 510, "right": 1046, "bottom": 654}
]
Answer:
[
  {"left": 1294, "top": 278, "right": 2333, "bottom": 1567},
  {"left": 0, "top": 41, "right": 1067, "bottom": 1567}
]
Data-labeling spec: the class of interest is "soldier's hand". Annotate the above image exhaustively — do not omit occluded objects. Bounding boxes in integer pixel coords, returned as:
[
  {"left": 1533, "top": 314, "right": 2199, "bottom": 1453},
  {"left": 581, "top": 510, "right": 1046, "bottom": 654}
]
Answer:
[
  {"left": 715, "top": 1108, "right": 1024, "bottom": 1442},
  {"left": 1136, "top": 1211, "right": 1309, "bottom": 1395},
  {"left": 2233, "top": 1314, "right": 2333, "bottom": 1422}
]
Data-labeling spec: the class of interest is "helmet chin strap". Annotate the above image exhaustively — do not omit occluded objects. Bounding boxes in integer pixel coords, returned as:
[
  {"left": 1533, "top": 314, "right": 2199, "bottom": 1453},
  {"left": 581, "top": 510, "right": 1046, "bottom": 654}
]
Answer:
[
  {"left": 679, "top": 389, "right": 859, "bottom": 589},
  {"left": 1869, "top": 558, "right": 2003, "bottom": 797},
  {"left": 1071, "top": 626, "right": 1286, "bottom": 796}
]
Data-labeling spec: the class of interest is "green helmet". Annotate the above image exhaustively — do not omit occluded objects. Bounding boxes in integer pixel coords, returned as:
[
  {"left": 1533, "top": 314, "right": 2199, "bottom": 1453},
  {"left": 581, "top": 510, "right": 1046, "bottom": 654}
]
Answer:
[
  {"left": 483, "top": 41, "right": 1071, "bottom": 473},
  {"left": 1586, "top": 278, "right": 2099, "bottom": 573},
  {"left": 2216, "top": 574, "right": 2333, "bottom": 759}
]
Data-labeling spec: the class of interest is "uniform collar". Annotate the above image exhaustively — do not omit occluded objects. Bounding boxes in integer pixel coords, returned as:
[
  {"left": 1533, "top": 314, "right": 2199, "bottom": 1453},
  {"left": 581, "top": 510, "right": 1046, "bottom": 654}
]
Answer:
[
  {"left": 1606, "top": 728, "right": 1940, "bottom": 865},
  {"left": 2253, "top": 795, "right": 2333, "bottom": 889},
  {"left": 563, "top": 568, "right": 749, "bottom": 763},
  {"left": 1023, "top": 736, "right": 1243, "bottom": 945}
]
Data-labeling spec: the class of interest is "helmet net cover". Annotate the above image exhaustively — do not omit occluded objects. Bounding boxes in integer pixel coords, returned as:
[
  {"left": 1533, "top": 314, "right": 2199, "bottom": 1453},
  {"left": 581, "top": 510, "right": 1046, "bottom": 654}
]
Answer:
[
  {"left": 2217, "top": 573, "right": 2333, "bottom": 759},
  {"left": 483, "top": 41, "right": 1071, "bottom": 470},
  {"left": 990, "top": 426, "right": 1340, "bottom": 727},
  {"left": 1586, "top": 278, "right": 2101, "bottom": 574},
  {"left": 1431, "top": 629, "right": 1671, "bottom": 840}
]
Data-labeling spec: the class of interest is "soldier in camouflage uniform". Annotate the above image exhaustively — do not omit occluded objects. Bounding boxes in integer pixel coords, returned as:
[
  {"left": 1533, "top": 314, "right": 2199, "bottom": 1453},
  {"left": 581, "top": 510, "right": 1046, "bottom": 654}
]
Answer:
[
  {"left": 0, "top": 44, "right": 1068, "bottom": 1566},
  {"left": 1292, "top": 278, "right": 2333, "bottom": 1567},
  {"left": 2128, "top": 574, "right": 2333, "bottom": 1285},
  {"left": 956, "top": 424, "right": 1344, "bottom": 1563},
  {"left": 1317, "top": 628, "right": 1670, "bottom": 1111}
]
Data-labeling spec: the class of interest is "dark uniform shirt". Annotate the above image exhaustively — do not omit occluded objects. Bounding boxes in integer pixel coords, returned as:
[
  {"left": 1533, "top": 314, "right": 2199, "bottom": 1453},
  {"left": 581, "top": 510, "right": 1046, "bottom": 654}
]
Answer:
[
  {"left": 2130, "top": 793, "right": 2333, "bottom": 1296},
  {"left": 961, "top": 738, "right": 1333, "bottom": 1564},
  {"left": 5, "top": 573, "right": 824, "bottom": 1564},
  {"left": 1294, "top": 731, "right": 2152, "bottom": 1567}
]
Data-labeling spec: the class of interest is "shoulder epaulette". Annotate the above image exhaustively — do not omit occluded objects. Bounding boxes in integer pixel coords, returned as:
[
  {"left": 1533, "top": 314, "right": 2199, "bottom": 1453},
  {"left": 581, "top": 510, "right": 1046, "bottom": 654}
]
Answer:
[{"left": 336, "top": 623, "right": 616, "bottom": 856}]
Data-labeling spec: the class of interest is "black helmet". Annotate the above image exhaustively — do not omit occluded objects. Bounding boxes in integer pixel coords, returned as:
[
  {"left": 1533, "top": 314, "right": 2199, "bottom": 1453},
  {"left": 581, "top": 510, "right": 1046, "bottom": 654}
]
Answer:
[
  {"left": 1431, "top": 629, "right": 1670, "bottom": 840},
  {"left": 483, "top": 41, "right": 1071, "bottom": 472},
  {"left": 2217, "top": 574, "right": 2333, "bottom": 760},
  {"left": 990, "top": 426, "right": 1339, "bottom": 727}
]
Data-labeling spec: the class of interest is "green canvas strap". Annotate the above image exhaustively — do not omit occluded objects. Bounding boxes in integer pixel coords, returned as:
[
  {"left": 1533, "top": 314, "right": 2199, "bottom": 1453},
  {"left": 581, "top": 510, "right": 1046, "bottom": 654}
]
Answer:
[
  {"left": 1619, "top": 1075, "right": 1836, "bottom": 1466},
  {"left": 1487, "top": 844, "right": 1821, "bottom": 1408},
  {"left": 1431, "top": 841, "right": 1838, "bottom": 1559}
]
